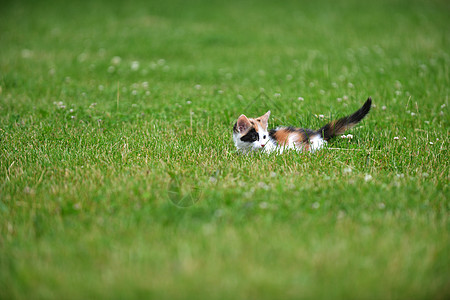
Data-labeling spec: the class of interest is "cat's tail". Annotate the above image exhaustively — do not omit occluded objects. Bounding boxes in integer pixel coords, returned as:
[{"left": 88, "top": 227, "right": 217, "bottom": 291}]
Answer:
[{"left": 316, "top": 97, "right": 372, "bottom": 141}]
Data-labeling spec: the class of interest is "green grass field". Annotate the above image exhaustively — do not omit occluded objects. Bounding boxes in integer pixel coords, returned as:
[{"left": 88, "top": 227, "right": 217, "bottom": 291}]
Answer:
[{"left": 1, "top": 0, "right": 449, "bottom": 299}]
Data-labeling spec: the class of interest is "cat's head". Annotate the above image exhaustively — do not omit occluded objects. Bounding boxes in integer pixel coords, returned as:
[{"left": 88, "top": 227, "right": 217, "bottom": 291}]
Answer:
[{"left": 233, "top": 111, "right": 271, "bottom": 153}]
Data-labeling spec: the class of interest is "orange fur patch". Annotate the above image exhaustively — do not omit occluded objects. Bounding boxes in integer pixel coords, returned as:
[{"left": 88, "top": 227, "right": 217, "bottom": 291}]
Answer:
[
  {"left": 247, "top": 118, "right": 267, "bottom": 132},
  {"left": 272, "top": 129, "right": 307, "bottom": 145},
  {"left": 272, "top": 128, "right": 311, "bottom": 150},
  {"left": 272, "top": 129, "right": 290, "bottom": 145}
]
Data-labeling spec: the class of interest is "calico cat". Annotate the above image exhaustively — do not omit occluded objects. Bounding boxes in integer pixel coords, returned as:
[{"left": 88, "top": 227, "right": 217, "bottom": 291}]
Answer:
[{"left": 233, "top": 97, "right": 372, "bottom": 154}]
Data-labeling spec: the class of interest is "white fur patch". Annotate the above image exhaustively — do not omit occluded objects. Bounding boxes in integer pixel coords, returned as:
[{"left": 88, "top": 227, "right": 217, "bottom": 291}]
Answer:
[{"left": 309, "top": 135, "right": 326, "bottom": 152}]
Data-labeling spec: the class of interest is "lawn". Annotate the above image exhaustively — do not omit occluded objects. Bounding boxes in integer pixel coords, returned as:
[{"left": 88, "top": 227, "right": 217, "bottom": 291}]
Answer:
[{"left": 0, "top": 0, "right": 449, "bottom": 299}]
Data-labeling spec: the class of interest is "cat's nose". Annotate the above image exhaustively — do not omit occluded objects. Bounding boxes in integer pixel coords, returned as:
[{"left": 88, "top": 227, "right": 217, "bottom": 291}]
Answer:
[{"left": 261, "top": 144, "right": 265, "bottom": 147}]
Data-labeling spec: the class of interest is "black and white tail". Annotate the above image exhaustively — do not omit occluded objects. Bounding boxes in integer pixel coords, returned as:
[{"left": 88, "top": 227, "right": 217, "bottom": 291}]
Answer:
[{"left": 317, "top": 97, "right": 372, "bottom": 141}]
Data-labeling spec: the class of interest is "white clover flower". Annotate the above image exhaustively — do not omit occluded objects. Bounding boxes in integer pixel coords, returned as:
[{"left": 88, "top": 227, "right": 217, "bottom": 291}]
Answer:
[
  {"left": 429, "top": 142, "right": 434, "bottom": 145},
  {"left": 364, "top": 174, "right": 373, "bottom": 182},
  {"left": 195, "top": 84, "right": 201, "bottom": 90},
  {"left": 343, "top": 167, "right": 352, "bottom": 174},
  {"left": 21, "top": 49, "right": 33, "bottom": 58},
  {"left": 348, "top": 82, "right": 354, "bottom": 88},
  {"left": 337, "top": 98, "right": 342, "bottom": 102},
  {"left": 142, "top": 82, "right": 149, "bottom": 89},
  {"left": 107, "top": 66, "right": 115, "bottom": 73},
  {"left": 131, "top": 90, "right": 137, "bottom": 95},
  {"left": 298, "top": 97, "right": 304, "bottom": 101},
  {"left": 111, "top": 56, "right": 121, "bottom": 65},
  {"left": 186, "top": 100, "right": 192, "bottom": 104},
  {"left": 214, "top": 209, "right": 224, "bottom": 218},
  {"left": 382, "top": 105, "right": 387, "bottom": 110},
  {"left": 258, "top": 182, "right": 270, "bottom": 190},
  {"left": 312, "top": 202, "right": 320, "bottom": 209},
  {"left": 131, "top": 61, "right": 139, "bottom": 71},
  {"left": 77, "top": 53, "right": 87, "bottom": 62},
  {"left": 394, "top": 137, "right": 399, "bottom": 140},
  {"left": 259, "top": 202, "right": 269, "bottom": 209}
]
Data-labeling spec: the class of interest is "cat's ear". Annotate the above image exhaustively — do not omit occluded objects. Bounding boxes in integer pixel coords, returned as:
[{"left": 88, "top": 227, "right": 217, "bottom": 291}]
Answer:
[
  {"left": 260, "top": 111, "right": 271, "bottom": 128},
  {"left": 237, "top": 114, "right": 251, "bottom": 133}
]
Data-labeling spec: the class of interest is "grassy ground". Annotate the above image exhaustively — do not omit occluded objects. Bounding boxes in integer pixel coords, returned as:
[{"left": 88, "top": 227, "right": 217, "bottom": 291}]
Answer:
[{"left": 0, "top": 0, "right": 449, "bottom": 299}]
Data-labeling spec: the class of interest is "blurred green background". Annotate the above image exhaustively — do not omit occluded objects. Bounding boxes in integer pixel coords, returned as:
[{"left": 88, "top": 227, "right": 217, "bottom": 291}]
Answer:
[{"left": 0, "top": 0, "right": 449, "bottom": 299}]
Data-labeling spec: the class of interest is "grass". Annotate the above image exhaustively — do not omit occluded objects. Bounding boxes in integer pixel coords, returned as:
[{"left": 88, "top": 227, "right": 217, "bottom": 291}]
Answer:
[{"left": 0, "top": 0, "right": 449, "bottom": 299}]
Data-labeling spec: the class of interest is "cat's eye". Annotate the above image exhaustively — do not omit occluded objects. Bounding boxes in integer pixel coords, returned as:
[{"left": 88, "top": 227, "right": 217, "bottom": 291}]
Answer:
[{"left": 263, "top": 135, "right": 267, "bottom": 139}]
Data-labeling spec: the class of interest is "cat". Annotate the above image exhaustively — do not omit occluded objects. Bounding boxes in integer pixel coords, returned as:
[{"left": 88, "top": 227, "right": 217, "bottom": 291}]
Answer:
[{"left": 233, "top": 97, "right": 372, "bottom": 154}]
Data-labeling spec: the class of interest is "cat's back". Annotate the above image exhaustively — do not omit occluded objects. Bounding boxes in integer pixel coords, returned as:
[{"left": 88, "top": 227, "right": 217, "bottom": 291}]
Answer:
[{"left": 269, "top": 126, "right": 318, "bottom": 151}]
